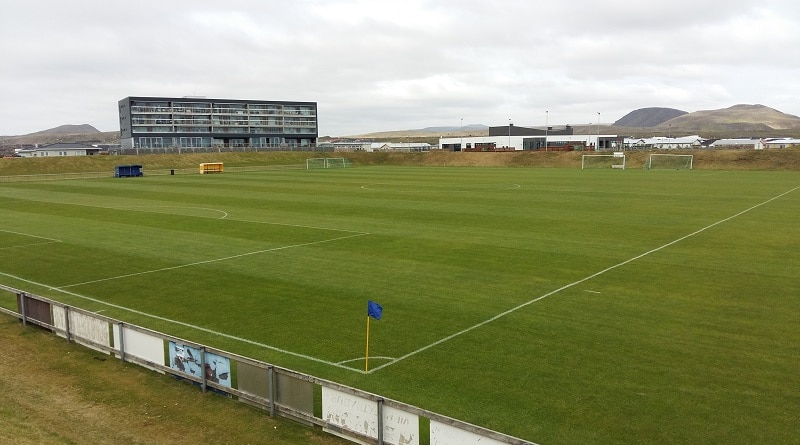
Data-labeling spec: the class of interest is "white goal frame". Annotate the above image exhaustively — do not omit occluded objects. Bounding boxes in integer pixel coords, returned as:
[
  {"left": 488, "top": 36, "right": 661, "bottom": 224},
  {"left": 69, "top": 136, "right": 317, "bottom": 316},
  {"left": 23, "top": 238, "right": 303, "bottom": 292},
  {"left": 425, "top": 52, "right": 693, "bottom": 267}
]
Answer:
[
  {"left": 645, "top": 154, "right": 693, "bottom": 170},
  {"left": 582, "top": 152, "right": 626, "bottom": 170},
  {"left": 306, "top": 158, "right": 351, "bottom": 169}
]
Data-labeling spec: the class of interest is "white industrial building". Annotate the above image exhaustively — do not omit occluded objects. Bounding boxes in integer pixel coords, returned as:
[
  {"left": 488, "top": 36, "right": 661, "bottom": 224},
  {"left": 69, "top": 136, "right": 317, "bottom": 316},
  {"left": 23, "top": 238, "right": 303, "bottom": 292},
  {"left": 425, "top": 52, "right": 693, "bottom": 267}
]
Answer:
[
  {"left": 321, "top": 141, "right": 432, "bottom": 152},
  {"left": 14, "top": 142, "right": 102, "bottom": 158},
  {"left": 709, "top": 139, "right": 765, "bottom": 149},
  {"left": 762, "top": 138, "right": 800, "bottom": 149},
  {"left": 439, "top": 124, "right": 619, "bottom": 151},
  {"left": 623, "top": 136, "right": 705, "bottom": 150}
]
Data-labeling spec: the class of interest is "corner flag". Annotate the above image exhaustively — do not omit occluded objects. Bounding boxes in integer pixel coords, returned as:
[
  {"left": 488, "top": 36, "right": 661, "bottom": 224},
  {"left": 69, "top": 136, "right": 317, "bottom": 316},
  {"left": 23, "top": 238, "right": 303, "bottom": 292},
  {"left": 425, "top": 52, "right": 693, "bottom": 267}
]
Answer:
[
  {"left": 365, "top": 300, "right": 383, "bottom": 373},
  {"left": 367, "top": 300, "right": 383, "bottom": 320}
]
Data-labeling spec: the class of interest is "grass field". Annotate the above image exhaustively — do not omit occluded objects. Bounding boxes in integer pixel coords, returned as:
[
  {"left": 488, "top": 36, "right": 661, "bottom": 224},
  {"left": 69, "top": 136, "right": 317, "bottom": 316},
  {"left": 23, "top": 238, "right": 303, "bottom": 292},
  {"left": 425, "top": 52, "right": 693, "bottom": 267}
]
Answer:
[{"left": 1, "top": 165, "right": 798, "bottom": 444}]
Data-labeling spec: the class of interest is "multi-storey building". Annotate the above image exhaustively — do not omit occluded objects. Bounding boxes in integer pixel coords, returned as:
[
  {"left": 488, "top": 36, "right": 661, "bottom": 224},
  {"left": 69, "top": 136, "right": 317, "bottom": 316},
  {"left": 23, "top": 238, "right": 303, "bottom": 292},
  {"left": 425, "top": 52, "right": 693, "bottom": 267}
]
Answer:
[{"left": 118, "top": 96, "right": 317, "bottom": 150}]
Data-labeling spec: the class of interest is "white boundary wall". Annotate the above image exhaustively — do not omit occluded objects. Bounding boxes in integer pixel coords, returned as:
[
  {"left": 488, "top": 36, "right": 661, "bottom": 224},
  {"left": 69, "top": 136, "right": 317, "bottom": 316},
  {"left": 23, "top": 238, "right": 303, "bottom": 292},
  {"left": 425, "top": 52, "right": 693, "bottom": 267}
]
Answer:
[
  {"left": 431, "top": 420, "right": 509, "bottom": 445},
  {"left": 1, "top": 286, "right": 536, "bottom": 445}
]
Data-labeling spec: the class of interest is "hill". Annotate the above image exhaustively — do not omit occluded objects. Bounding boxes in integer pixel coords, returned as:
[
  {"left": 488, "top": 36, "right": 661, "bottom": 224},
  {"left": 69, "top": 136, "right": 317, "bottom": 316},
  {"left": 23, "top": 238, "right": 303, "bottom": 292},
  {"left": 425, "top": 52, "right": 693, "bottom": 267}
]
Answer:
[
  {"left": 25, "top": 123, "right": 101, "bottom": 136},
  {"left": 0, "top": 126, "right": 118, "bottom": 148},
  {"left": 605, "top": 104, "right": 800, "bottom": 138},
  {"left": 345, "top": 124, "right": 488, "bottom": 139},
  {"left": 5, "top": 104, "right": 800, "bottom": 147},
  {"left": 613, "top": 107, "right": 687, "bottom": 127},
  {"left": 659, "top": 104, "right": 800, "bottom": 132}
]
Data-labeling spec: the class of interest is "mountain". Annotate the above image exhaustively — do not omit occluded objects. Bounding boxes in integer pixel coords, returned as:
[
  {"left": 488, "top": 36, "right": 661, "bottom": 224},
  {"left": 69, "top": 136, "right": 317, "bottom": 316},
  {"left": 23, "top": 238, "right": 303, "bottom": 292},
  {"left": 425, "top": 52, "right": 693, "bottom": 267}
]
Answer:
[
  {"left": 0, "top": 124, "right": 116, "bottom": 148},
  {"left": 658, "top": 104, "right": 800, "bottom": 131},
  {"left": 613, "top": 107, "right": 687, "bottom": 127},
  {"left": 22, "top": 124, "right": 101, "bottom": 136},
  {"left": 418, "top": 124, "right": 488, "bottom": 133},
  {"left": 348, "top": 124, "right": 488, "bottom": 139}
]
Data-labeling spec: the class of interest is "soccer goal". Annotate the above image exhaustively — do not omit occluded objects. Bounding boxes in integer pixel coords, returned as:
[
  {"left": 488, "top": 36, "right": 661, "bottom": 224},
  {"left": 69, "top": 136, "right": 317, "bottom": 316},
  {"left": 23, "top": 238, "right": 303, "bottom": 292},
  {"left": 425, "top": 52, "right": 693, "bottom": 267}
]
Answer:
[
  {"left": 645, "top": 154, "right": 693, "bottom": 170},
  {"left": 582, "top": 152, "right": 626, "bottom": 169},
  {"left": 306, "top": 157, "right": 351, "bottom": 169},
  {"left": 324, "top": 157, "right": 351, "bottom": 168}
]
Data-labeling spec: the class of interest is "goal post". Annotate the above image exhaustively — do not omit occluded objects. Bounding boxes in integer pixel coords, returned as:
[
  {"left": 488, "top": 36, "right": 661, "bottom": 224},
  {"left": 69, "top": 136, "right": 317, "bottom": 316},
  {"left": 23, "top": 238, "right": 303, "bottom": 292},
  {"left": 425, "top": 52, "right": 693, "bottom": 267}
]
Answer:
[
  {"left": 582, "top": 152, "right": 626, "bottom": 169},
  {"left": 306, "top": 157, "right": 351, "bottom": 169},
  {"left": 324, "top": 157, "right": 350, "bottom": 168},
  {"left": 306, "top": 158, "right": 326, "bottom": 169},
  {"left": 645, "top": 154, "right": 693, "bottom": 170}
]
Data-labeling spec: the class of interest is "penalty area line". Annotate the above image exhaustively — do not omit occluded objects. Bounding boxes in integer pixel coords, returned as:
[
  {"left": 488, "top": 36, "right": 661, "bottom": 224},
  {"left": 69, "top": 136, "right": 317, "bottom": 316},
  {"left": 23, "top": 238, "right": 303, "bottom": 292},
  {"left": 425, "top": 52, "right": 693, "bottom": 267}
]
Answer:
[
  {"left": 0, "top": 229, "right": 62, "bottom": 242},
  {"left": 369, "top": 185, "right": 800, "bottom": 373},
  {"left": 61, "top": 232, "right": 370, "bottom": 289},
  {"left": 0, "top": 229, "right": 62, "bottom": 251}
]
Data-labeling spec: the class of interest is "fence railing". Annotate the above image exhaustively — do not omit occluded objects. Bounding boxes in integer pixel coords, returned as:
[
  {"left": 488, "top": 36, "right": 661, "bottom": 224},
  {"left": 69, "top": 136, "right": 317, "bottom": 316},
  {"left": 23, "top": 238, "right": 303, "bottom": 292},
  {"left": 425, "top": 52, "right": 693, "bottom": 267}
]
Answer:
[
  {"left": 0, "top": 285, "right": 535, "bottom": 445},
  {"left": 0, "top": 164, "right": 307, "bottom": 183}
]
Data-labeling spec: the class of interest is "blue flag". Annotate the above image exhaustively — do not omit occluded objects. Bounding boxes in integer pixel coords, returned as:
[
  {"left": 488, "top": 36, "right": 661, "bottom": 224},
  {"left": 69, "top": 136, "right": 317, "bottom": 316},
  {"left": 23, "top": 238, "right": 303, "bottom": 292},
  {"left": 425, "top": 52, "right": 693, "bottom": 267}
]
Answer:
[{"left": 367, "top": 300, "right": 383, "bottom": 320}]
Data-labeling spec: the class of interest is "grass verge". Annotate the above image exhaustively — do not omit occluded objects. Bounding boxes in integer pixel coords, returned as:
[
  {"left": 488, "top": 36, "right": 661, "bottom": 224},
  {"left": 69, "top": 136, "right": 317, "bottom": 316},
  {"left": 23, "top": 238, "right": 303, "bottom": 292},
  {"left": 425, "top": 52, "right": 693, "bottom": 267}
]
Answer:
[{"left": 0, "top": 315, "right": 348, "bottom": 445}]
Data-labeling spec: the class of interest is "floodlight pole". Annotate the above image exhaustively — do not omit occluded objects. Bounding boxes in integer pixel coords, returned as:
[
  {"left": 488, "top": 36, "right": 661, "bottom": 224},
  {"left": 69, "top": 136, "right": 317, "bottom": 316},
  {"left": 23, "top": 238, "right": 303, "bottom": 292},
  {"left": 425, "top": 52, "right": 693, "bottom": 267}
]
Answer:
[
  {"left": 508, "top": 118, "right": 512, "bottom": 149},
  {"left": 460, "top": 118, "right": 463, "bottom": 152},
  {"left": 596, "top": 112, "right": 601, "bottom": 151},
  {"left": 544, "top": 110, "right": 549, "bottom": 151}
]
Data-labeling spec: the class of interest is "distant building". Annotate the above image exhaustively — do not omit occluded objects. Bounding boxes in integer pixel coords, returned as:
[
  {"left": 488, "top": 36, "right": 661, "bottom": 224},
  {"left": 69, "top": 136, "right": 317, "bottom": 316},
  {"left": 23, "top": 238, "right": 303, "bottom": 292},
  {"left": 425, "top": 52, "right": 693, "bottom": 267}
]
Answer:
[
  {"left": 487, "top": 124, "right": 574, "bottom": 137},
  {"left": 440, "top": 124, "right": 619, "bottom": 151},
  {"left": 14, "top": 142, "right": 102, "bottom": 158},
  {"left": 118, "top": 96, "right": 318, "bottom": 151},
  {"left": 320, "top": 141, "right": 432, "bottom": 152},
  {"left": 623, "top": 136, "right": 705, "bottom": 150},
  {"left": 762, "top": 138, "right": 800, "bottom": 149},
  {"left": 709, "top": 138, "right": 765, "bottom": 150}
]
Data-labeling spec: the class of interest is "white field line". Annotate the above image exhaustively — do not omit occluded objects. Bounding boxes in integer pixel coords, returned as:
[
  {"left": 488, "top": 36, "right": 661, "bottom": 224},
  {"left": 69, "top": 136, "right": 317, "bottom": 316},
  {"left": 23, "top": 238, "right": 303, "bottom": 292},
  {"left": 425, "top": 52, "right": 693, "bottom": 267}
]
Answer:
[
  {"left": 369, "top": 185, "right": 800, "bottom": 373},
  {"left": 116, "top": 205, "right": 229, "bottom": 219},
  {"left": 108, "top": 204, "right": 368, "bottom": 235},
  {"left": 361, "top": 183, "right": 521, "bottom": 192},
  {"left": 2, "top": 199, "right": 365, "bottom": 235},
  {"left": 0, "top": 241, "right": 60, "bottom": 250},
  {"left": 0, "top": 229, "right": 62, "bottom": 250},
  {"left": 337, "top": 356, "right": 394, "bottom": 365},
  {"left": 0, "top": 229, "right": 62, "bottom": 242},
  {"left": 102, "top": 203, "right": 366, "bottom": 234},
  {"left": 61, "top": 232, "right": 369, "bottom": 289},
  {"left": 0, "top": 270, "right": 361, "bottom": 372}
]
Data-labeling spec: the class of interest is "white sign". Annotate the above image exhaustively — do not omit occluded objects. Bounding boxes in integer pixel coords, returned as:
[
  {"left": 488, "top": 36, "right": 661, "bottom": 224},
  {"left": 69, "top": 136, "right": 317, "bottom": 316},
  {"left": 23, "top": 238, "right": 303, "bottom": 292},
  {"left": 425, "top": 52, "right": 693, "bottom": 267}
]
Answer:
[
  {"left": 322, "top": 387, "right": 419, "bottom": 445},
  {"left": 430, "top": 420, "right": 507, "bottom": 445},
  {"left": 113, "top": 325, "right": 164, "bottom": 369},
  {"left": 53, "top": 307, "right": 110, "bottom": 349}
]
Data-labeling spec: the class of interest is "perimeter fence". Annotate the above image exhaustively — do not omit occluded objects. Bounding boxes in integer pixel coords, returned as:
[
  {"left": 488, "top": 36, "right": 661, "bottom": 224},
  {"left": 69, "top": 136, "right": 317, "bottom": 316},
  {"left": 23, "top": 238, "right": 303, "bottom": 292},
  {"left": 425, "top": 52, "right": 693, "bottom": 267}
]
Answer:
[
  {"left": 0, "top": 285, "right": 536, "bottom": 445},
  {"left": 0, "top": 164, "right": 306, "bottom": 183}
]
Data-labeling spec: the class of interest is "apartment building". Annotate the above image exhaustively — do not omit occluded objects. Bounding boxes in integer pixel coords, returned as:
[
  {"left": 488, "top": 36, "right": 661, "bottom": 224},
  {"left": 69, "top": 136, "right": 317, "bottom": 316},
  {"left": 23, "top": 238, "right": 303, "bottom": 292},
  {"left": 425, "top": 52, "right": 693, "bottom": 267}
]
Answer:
[{"left": 118, "top": 96, "right": 317, "bottom": 150}]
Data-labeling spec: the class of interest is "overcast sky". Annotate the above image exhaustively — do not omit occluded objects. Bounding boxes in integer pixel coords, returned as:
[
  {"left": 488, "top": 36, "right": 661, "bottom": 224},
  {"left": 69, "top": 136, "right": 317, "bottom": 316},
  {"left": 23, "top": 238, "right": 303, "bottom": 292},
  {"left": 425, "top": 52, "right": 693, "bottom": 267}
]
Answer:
[{"left": 1, "top": 0, "right": 799, "bottom": 136}]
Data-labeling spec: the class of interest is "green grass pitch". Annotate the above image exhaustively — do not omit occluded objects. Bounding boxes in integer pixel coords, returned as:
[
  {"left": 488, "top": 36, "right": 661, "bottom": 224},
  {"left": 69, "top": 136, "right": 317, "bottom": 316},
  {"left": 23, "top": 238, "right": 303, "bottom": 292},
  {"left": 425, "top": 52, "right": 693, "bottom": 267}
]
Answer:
[{"left": 1, "top": 166, "right": 798, "bottom": 444}]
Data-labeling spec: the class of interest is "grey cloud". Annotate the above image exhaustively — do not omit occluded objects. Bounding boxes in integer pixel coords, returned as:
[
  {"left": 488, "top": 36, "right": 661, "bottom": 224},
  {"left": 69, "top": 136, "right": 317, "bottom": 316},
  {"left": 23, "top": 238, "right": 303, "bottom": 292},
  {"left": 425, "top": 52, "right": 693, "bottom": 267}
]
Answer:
[{"left": 1, "top": 0, "right": 799, "bottom": 135}]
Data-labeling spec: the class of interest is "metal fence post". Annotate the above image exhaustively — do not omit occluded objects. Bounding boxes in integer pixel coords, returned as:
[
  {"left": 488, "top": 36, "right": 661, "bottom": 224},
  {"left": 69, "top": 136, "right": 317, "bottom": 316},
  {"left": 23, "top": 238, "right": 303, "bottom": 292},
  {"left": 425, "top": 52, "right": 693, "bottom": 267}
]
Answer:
[
  {"left": 268, "top": 366, "right": 275, "bottom": 417},
  {"left": 19, "top": 293, "right": 27, "bottom": 326},
  {"left": 377, "top": 398, "right": 384, "bottom": 445},
  {"left": 117, "top": 322, "right": 126, "bottom": 362},
  {"left": 64, "top": 306, "right": 71, "bottom": 343},
  {"left": 200, "top": 346, "right": 207, "bottom": 393}
]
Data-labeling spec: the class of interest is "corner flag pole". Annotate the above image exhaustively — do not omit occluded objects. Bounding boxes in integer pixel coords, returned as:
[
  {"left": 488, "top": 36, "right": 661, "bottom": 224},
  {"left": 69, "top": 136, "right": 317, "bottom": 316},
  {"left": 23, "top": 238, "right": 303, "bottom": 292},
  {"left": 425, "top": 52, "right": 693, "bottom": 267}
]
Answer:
[
  {"left": 365, "top": 315, "right": 371, "bottom": 373},
  {"left": 365, "top": 300, "right": 382, "bottom": 374}
]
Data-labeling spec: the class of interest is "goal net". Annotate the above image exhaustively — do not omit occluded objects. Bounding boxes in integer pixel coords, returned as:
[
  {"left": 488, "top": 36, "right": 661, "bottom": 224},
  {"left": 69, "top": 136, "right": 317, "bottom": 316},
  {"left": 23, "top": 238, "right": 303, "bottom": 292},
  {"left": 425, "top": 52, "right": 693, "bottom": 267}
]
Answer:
[
  {"left": 324, "top": 158, "right": 351, "bottom": 168},
  {"left": 582, "top": 153, "right": 626, "bottom": 169},
  {"left": 306, "top": 158, "right": 351, "bottom": 169},
  {"left": 645, "top": 154, "right": 693, "bottom": 170}
]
